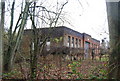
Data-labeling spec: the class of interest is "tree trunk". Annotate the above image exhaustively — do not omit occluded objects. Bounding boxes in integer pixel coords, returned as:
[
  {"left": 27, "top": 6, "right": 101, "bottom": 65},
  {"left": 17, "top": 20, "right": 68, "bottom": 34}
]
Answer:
[
  {"left": 106, "top": 1, "right": 120, "bottom": 79},
  {"left": 30, "top": 2, "right": 39, "bottom": 79},
  {"left": 0, "top": 1, "right": 5, "bottom": 80},
  {"left": 3, "top": 2, "right": 30, "bottom": 73},
  {"left": 3, "top": 0, "right": 15, "bottom": 73}
]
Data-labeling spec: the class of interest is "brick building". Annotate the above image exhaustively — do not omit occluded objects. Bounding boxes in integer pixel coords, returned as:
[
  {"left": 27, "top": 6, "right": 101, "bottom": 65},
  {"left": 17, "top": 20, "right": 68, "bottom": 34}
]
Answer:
[{"left": 22, "top": 26, "right": 100, "bottom": 59}]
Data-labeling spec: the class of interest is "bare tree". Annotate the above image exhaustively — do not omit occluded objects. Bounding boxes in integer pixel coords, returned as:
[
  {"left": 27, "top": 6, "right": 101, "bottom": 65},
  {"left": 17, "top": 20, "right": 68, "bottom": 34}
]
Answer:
[
  {"left": 3, "top": 1, "right": 31, "bottom": 73},
  {"left": 28, "top": 1, "right": 68, "bottom": 80},
  {"left": 2, "top": 0, "right": 68, "bottom": 80}
]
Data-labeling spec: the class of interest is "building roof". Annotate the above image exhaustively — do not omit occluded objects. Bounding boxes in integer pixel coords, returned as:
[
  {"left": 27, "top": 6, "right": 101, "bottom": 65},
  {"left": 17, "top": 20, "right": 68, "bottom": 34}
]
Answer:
[
  {"left": 92, "top": 38, "right": 100, "bottom": 43},
  {"left": 59, "top": 26, "right": 83, "bottom": 38},
  {"left": 24, "top": 26, "right": 100, "bottom": 42}
]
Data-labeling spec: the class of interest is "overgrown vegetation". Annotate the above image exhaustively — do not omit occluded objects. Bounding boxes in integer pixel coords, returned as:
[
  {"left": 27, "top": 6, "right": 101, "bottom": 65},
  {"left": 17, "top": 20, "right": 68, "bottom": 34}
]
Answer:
[{"left": 2, "top": 55, "right": 108, "bottom": 79}]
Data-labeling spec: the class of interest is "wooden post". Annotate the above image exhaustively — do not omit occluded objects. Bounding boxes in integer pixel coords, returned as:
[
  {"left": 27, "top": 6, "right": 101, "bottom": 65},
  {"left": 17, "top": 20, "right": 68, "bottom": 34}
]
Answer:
[{"left": 0, "top": 0, "right": 5, "bottom": 80}]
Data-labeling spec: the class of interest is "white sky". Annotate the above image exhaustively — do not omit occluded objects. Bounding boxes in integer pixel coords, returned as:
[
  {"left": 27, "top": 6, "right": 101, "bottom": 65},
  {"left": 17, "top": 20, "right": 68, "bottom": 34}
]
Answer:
[
  {"left": 5, "top": 0, "right": 109, "bottom": 42},
  {"left": 62, "top": 0, "right": 109, "bottom": 41}
]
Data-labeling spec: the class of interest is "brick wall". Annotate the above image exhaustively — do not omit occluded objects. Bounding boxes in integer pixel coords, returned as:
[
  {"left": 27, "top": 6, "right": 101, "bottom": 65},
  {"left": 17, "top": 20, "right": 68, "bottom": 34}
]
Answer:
[{"left": 21, "top": 26, "right": 100, "bottom": 57}]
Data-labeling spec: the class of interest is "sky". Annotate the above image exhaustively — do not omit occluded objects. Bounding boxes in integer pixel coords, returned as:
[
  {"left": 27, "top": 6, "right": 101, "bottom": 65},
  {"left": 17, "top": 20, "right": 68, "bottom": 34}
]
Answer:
[
  {"left": 5, "top": 0, "right": 109, "bottom": 42},
  {"left": 62, "top": 0, "right": 109, "bottom": 42},
  {"left": 106, "top": 0, "right": 120, "bottom": 2}
]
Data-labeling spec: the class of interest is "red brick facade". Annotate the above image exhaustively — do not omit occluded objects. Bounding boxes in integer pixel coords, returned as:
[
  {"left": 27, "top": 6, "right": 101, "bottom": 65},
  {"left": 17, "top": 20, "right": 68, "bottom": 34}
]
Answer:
[{"left": 22, "top": 26, "right": 100, "bottom": 58}]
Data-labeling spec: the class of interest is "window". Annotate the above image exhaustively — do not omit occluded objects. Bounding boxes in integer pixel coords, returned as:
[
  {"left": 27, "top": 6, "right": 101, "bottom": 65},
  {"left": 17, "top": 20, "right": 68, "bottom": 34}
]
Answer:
[
  {"left": 39, "top": 37, "right": 43, "bottom": 44},
  {"left": 67, "top": 36, "right": 71, "bottom": 47},
  {"left": 97, "top": 45, "right": 98, "bottom": 48},
  {"left": 94, "top": 44, "right": 96, "bottom": 48},
  {"left": 79, "top": 39, "right": 81, "bottom": 48},
  {"left": 76, "top": 38, "right": 78, "bottom": 48},
  {"left": 92, "top": 43, "right": 94, "bottom": 48},
  {"left": 32, "top": 42, "right": 34, "bottom": 50},
  {"left": 46, "top": 37, "right": 50, "bottom": 51},
  {"left": 71, "top": 37, "right": 74, "bottom": 47}
]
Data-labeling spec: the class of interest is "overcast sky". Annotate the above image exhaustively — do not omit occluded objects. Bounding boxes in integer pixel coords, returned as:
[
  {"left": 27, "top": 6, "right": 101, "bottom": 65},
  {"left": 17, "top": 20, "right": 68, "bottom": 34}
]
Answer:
[
  {"left": 5, "top": 0, "right": 109, "bottom": 42},
  {"left": 62, "top": 0, "right": 109, "bottom": 42}
]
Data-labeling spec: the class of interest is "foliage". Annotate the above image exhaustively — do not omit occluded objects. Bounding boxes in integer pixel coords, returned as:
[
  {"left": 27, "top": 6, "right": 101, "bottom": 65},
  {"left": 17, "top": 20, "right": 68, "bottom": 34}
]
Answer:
[
  {"left": 3, "top": 70, "right": 21, "bottom": 79},
  {"left": 67, "top": 61, "right": 83, "bottom": 79},
  {"left": 2, "top": 56, "right": 108, "bottom": 79},
  {"left": 89, "top": 65, "right": 107, "bottom": 79},
  {"left": 53, "top": 37, "right": 63, "bottom": 43},
  {"left": 67, "top": 59, "right": 108, "bottom": 79}
]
